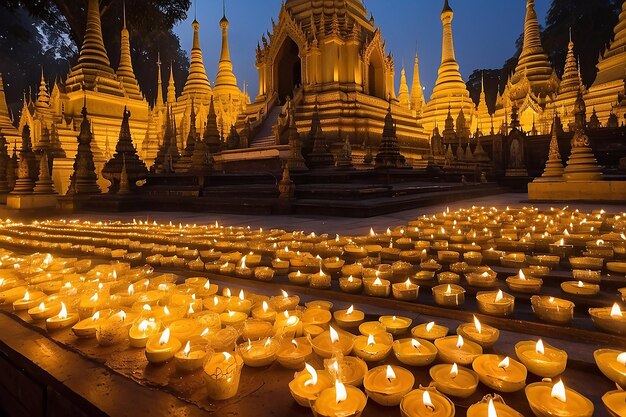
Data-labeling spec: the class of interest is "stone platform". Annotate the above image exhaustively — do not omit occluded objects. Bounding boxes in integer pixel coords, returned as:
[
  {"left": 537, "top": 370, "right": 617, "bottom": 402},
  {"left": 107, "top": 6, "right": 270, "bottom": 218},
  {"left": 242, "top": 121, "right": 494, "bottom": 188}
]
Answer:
[
  {"left": 528, "top": 180, "right": 626, "bottom": 202},
  {"left": 6, "top": 194, "right": 57, "bottom": 210}
]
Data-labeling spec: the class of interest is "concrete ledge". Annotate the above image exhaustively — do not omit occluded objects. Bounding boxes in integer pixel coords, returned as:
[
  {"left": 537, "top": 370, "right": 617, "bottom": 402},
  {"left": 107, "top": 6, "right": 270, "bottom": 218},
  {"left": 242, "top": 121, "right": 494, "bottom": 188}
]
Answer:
[
  {"left": 528, "top": 180, "right": 626, "bottom": 201},
  {"left": 6, "top": 194, "right": 58, "bottom": 210}
]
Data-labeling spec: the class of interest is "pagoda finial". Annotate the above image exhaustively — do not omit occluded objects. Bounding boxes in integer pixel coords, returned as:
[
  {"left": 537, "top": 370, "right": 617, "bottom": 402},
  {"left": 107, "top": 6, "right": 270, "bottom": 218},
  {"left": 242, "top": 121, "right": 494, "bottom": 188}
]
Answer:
[
  {"left": 182, "top": 10, "right": 212, "bottom": 99},
  {"left": 123, "top": 0, "right": 127, "bottom": 29},
  {"left": 116, "top": 0, "right": 142, "bottom": 100}
]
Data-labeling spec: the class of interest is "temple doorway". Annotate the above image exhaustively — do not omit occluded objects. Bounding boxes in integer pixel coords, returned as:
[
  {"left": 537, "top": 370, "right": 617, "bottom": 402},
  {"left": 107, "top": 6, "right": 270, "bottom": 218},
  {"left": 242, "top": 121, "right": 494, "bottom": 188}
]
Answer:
[
  {"left": 275, "top": 37, "right": 302, "bottom": 104},
  {"left": 368, "top": 52, "right": 385, "bottom": 100}
]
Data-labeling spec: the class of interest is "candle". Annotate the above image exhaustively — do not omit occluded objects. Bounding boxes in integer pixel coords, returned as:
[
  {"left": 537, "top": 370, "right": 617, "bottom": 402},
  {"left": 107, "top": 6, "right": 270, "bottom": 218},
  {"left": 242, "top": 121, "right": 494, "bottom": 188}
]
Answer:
[
  {"left": 251, "top": 301, "right": 277, "bottom": 322},
  {"left": 306, "top": 300, "right": 334, "bottom": 311},
  {"left": 476, "top": 290, "right": 515, "bottom": 317},
  {"left": 220, "top": 310, "right": 247, "bottom": 330},
  {"left": 526, "top": 380, "right": 594, "bottom": 417},
  {"left": 594, "top": 349, "right": 626, "bottom": 388},
  {"left": 289, "top": 363, "right": 334, "bottom": 407},
  {"left": 531, "top": 296, "right": 575, "bottom": 325},
  {"left": 392, "top": 279, "right": 419, "bottom": 301},
  {"left": 288, "top": 270, "right": 310, "bottom": 285},
  {"left": 363, "top": 365, "right": 415, "bottom": 406},
  {"left": 72, "top": 309, "right": 112, "bottom": 338},
  {"left": 324, "top": 356, "right": 368, "bottom": 387},
  {"left": 311, "top": 381, "right": 367, "bottom": 417},
  {"left": 411, "top": 321, "right": 449, "bottom": 341},
  {"left": 273, "top": 312, "right": 302, "bottom": 338},
  {"left": 465, "top": 270, "right": 498, "bottom": 288},
  {"left": 271, "top": 290, "right": 299, "bottom": 311},
  {"left": 277, "top": 338, "right": 312, "bottom": 370},
  {"left": 28, "top": 300, "right": 62, "bottom": 321},
  {"left": 506, "top": 269, "right": 543, "bottom": 293},
  {"left": 227, "top": 290, "right": 252, "bottom": 314},
  {"left": 333, "top": 305, "right": 365, "bottom": 329},
  {"left": 174, "top": 340, "right": 208, "bottom": 372},
  {"left": 432, "top": 284, "right": 465, "bottom": 307},
  {"left": 456, "top": 315, "right": 500, "bottom": 348},
  {"left": 145, "top": 328, "right": 182, "bottom": 364},
  {"left": 472, "top": 355, "right": 527, "bottom": 392},
  {"left": 204, "top": 295, "right": 228, "bottom": 313},
  {"left": 514, "top": 340, "right": 569, "bottom": 380},
  {"left": 379, "top": 315, "right": 412, "bottom": 335},
  {"left": 429, "top": 363, "right": 479, "bottom": 398},
  {"left": 302, "top": 308, "right": 332, "bottom": 328},
  {"left": 561, "top": 281, "right": 600, "bottom": 296},
  {"left": 238, "top": 337, "right": 279, "bottom": 367},
  {"left": 129, "top": 318, "right": 160, "bottom": 348},
  {"left": 434, "top": 335, "right": 483, "bottom": 365},
  {"left": 589, "top": 303, "right": 626, "bottom": 335},
  {"left": 392, "top": 338, "right": 438, "bottom": 367},
  {"left": 339, "top": 276, "right": 363, "bottom": 294},
  {"left": 13, "top": 290, "right": 45, "bottom": 311},
  {"left": 312, "top": 326, "right": 354, "bottom": 358},
  {"left": 45, "top": 302, "right": 80, "bottom": 331},
  {"left": 254, "top": 266, "right": 275, "bottom": 282},
  {"left": 466, "top": 397, "right": 524, "bottom": 417},
  {"left": 363, "top": 277, "right": 390, "bottom": 297},
  {"left": 204, "top": 352, "right": 244, "bottom": 400},
  {"left": 359, "top": 321, "right": 387, "bottom": 336},
  {"left": 400, "top": 388, "right": 455, "bottom": 417},
  {"left": 602, "top": 390, "right": 626, "bottom": 417},
  {"left": 352, "top": 333, "right": 393, "bottom": 362},
  {"left": 309, "top": 269, "right": 331, "bottom": 289}
]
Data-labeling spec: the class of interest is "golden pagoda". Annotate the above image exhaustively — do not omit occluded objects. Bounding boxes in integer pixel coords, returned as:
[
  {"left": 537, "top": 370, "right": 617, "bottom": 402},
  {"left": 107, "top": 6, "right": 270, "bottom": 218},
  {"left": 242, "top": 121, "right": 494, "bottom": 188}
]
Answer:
[
  {"left": 0, "top": 74, "right": 21, "bottom": 144},
  {"left": 475, "top": 73, "right": 490, "bottom": 124},
  {"left": 552, "top": 31, "right": 585, "bottom": 129},
  {"left": 585, "top": 0, "right": 626, "bottom": 123},
  {"left": 246, "top": 0, "right": 426, "bottom": 155},
  {"left": 116, "top": 3, "right": 143, "bottom": 101},
  {"left": 410, "top": 51, "right": 425, "bottom": 116},
  {"left": 397, "top": 67, "right": 410, "bottom": 109},
  {"left": 421, "top": 0, "right": 475, "bottom": 136}
]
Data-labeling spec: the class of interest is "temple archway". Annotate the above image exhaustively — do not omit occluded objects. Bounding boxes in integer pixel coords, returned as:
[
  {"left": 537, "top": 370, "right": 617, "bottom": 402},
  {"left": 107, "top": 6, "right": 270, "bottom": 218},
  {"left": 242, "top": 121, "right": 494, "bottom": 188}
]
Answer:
[
  {"left": 368, "top": 51, "right": 385, "bottom": 100},
  {"left": 275, "top": 37, "right": 301, "bottom": 104}
]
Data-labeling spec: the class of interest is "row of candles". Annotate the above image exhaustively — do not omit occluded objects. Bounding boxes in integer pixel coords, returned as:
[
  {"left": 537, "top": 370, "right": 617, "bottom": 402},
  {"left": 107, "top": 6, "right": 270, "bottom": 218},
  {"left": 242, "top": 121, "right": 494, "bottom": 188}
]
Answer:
[{"left": 0, "top": 251, "right": 624, "bottom": 417}]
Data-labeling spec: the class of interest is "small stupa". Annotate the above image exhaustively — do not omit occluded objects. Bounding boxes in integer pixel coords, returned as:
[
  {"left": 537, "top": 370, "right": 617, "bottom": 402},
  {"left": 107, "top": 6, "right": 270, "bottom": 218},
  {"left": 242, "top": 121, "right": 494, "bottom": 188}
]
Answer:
[
  {"left": 204, "top": 96, "right": 223, "bottom": 154},
  {"left": 67, "top": 101, "right": 101, "bottom": 195},
  {"left": 0, "top": 131, "right": 10, "bottom": 196},
  {"left": 285, "top": 102, "right": 307, "bottom": 171},
  {"left": 306, "top": 104, "right": 335, "bottom": 169},
  {"left": 33, "top": 153, "right": 57, "bottom": 195},
  {"left": 10, "top": 125, "right": 37, "bottom": 194},
  {"left": 335, "top": 133, "right": 354, "bottom": 169},
  {"left": 375, "top": 101, "right": 406, "bottom": 168},
  {"left": 535, "top": 118, "right": 565, "bottom": 182}
]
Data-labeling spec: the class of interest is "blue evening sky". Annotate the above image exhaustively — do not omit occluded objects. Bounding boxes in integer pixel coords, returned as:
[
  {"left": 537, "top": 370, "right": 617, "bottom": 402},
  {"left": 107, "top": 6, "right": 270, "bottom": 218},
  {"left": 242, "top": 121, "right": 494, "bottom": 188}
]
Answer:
[{"left": 174, "top": 0, "right": 550, "bottom": 100}]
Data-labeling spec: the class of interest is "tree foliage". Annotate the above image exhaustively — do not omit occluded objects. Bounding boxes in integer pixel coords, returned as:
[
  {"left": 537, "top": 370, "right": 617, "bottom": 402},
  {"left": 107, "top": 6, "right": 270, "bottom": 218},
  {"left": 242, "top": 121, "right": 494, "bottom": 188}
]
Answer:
[{"left": 0, "top": 0, "right": 192, "bottom": 116}]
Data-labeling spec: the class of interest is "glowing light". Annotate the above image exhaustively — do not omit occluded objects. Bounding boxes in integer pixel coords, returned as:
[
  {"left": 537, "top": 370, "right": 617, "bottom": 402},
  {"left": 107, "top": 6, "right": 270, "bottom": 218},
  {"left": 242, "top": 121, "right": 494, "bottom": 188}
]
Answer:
[
  {"left": 367, "top": 334, "right": 375, "bottom": 346},
  {"left": 335, "top": 381, "right": 347, "bottom": 404},
  {"left": 281, "top": 289, "right": 289, "bottom": 298},
  {"left": 495, "top": 290, "right": 504, "bottom": 302},
  {"left": 426, "top": 321, "right": 435, "bottom": 332},
  {"left": 58, "top": 302, "right": 68, "bottom": 320},
  {"left": 330, "top": 326, "right": 339, "bottom": 344},
  {"left": 127, "top": 284, "right": 134, "bottom": 296},
  {"left": 159, "top": 328, "right": 171, "bottom": 345},
  {"left": 346, "top": 305, "right": 354, "bottom": 315},
  {"left": 385, "top": 365, "right": 396, "bottom": 381},
  {"left": 456, "top": 335, "right": 464, "bottom": 349},
  {"left": 473, "top": 315, "right": 482, "bottom": 334},
  {"left": 203, "top": 279, "right": 211, "bottom": 290},
  {"left": 551, "top": 380, "right": 567, "bottom": 403},
  {"left": 239, "top": 290, "right": 245, "bottom": 301},
  {"left": 304, "top": 363, "right": 318, "bottom": 387},
  {"left": 498, "top": 356, "right": 510, "bottom": 369},
  {"left": 373, "top": 277, "right": 383, "bottom": 286},
  {"left": 450, "top": 363, "right": 459, "bottom": 378},
  {"left": 610, "top": 303, "right": 623, "bottom": 318},
  {"left": 488, "top": 399, "right": 498, "bottom": 417},
  {"left": 423, "top": 391, "right": 434, "bottom": 410},
  {"left": 519, "top": 270, "right": 526, "bottom": 280},
  {"left": 536, "top": 339, "right": 545, "bottom": 355},
  {"left": 411, "top": 339, "right": 421, "bottom": 349},
  {"left": 616, "top": 352, "right": 626, "bottom": 366}
]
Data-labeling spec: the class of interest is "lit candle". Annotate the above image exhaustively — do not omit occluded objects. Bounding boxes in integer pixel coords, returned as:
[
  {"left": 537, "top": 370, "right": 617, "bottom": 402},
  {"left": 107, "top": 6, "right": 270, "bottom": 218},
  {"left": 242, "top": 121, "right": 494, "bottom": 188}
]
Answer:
[
  {"left": 506, "top": 269, "right": 543, "bottom": 293},
  {"left": 392, "top": 338, "right": 438, "bottom": 367},
  {"left": 46, "top": 302, "right": 80, "bottom": 331},
  {"left": 472, "top": 355, "right": 527, "bottom": 392},
  {"left": 515, "top": 339, "right": 568, "bottom": 378},
  {"left": 238, "top": 337, "right": 279, "bottom": 367},
  {"left": 251, "top": 301, "right": 277, "bottom": 322},
  {"left": 411, "top": 321, "right": 449, "bottom": 341},
  {"left": 333, "top": 305, "right": 365, "bottom": 329},
  {"left": 456, "top": 315, "right": 500, "bottom": 348},
  {"left": 28, "top": 300, "right": 61, "bottom": 321},
  {"left": 352, "top": 333, "right": 393, "bottom": 362},
  {"left": 174, "top": 340, "right": 209, "bottom": 372},
  {"left": 311, "top": 326, "right": 354, "bottom": 358},
  {"left": 379, "top": 315, "right": 412, "bottom": 336},
  {"left": 429, "top": 363, "right": 479, "bottom": 398},
  {"left": 476, "top": 290, "right": 515, "bottom": 317},
  {"left": 72, "top": 309, "right": 112, "bottom": 338},
  {"left": 288, "top": 363, "right": 333, "bottom": 407},
  {"left": 363, "top": 277, "right": 391, "bottom": 297},
  {"left": 128, "top": 318, "right": 160, "bottom": 348},
  {"left": 466, "top": 397, "right": 524, "bottom": 417},
  {"left": 270, "top": 289, "right": 299, "bottom": 311},
  {"left": 145, "top": 328, "right": 182, "bottom": 364},
  {"left": 312, "top": 380, "right": 367, "bottom": 417},
  {"left": 589, "top": 303, "right": 626, "bottom": 335},
  {"left": 203, "top": 351, "right": 244, "bottom": 400},
  {"left": 13, "top": 290, "right": 45, "bottom": 311},
  {"left": 363, "top": 365, "right": 415, "bottom": 406},
  {"left": 219, "top": 310, "right": 247, "bottom": 330},
  {"left": 531, "top": 296, "right": 575, "bottom": 325},
  {"left": 561, "top": 280, "right": 600, "bottom": 296},
  {"left": 594, "top": 349, "right": 626, "bottom": 388},
  {"left": 400, "top": 388, "right": 455, "bottom": 417},
  {"left": 392, "top": 279, "right": 419, "bottom": 301},
  {"left": 276, "top": 338, "right": 312, "bottom": 370},
  {"left": 339, "top": 276, "right": 363, "bottom": 294},
  {"left": 324, "top": 356, "right": 369, "bottom": 387},
  {"left": 526, "top": 380, "right": 594, "bottom": 417},
  {"left": 432, "top": 284, "right": 465, "bottom": 307},
  {"left": 434, "top": 335, "right": 483, "bottom": 366}
]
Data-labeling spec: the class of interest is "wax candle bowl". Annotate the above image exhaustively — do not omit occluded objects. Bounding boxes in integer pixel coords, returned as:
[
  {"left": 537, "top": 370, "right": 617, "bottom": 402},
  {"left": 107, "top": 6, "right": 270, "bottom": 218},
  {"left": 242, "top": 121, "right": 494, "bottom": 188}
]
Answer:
[
  {"left": 466, "top": 395, "right": 524, "bottom": 417},
  {"left": 392, "top": 338, "right": 437, "bottom": 367},
  {"left": 429, "top": 364, "right": 479, "bottom": 398},
  {"left": 560, "top": 281, "right": 600, "bottom": 296},
  {"left": 437, "top": 272, "right": 460, "bottom": 284},
  {"left": 379, "top": 316, "right": 412, "bottom": 335},
  {"left": 589, "top": 306, "right": 626, "bottom": 335},
  {"left": 528, "top": 255, "right": 561, "bottom": 268},
  {"left": 607, "top": 261, "right": 626, "bottom": 273},
  {"left": 238, "top": 338, "right": 280, "bottom": 367},
  {"left": 531, "top": 296, "right": 575, "bottom": 325},
  {"left": 569, "top": 256, "right": 604, "bottom": 270},
  {"left": 324, "top": 356, "right": 369, "bottom": 387},
  {"left": 472, "top": 355, "right": 527, "bottom": 392},
  {"left": 572, "top": 269, "right": 602, "bottom": 283},
  {"left": 311, "top": 384, "right": 367, "bottom": 417},
  {"left": 434, "top": 336, "right": 483, "bottom": 365},
  {"left": 276, "top": 338, "right": 312, "bottom": 370},
  {"left": 204, "top": 352, "right": 244, "bottom": 401},
  {"left": 432, "top": 284, "right": 465, "bottom": 307},
  {"left": 456, "top": 322, "right": 500, "bottom": 348},
  {"left": 594, "top": 349, "right": 626, "bottom": 388},
  {"left": 363, "top": 365, "right": 415, "bottom": 406},
  {"left": 525, "top": 381, "right": 594, "bottom": 417},
  {"left": 476, "top": 291, "right": 515, "bottom": 316},
  {"left": 400, "top": 388, "right": 455, "bottom": 417},
  {"left": 359, "top": 321, "right": 387, "bottom": 336},
  {"left": 465, "top": 271, "right": 498, "bottom": 288},
  {"left": 500, "top": 253, "right": 527, "bottom": 268},
  {"left": 411, "top": 323, "right": 449, "bottom": 341},
  {"left": 602, "top": 390, "right": 626, "bottom": 417},
  {"left": 289, "top": 368, "right": 333, "bottom": 407},
  {"left": 352, "top": 333, "right": 393, "bottom": 362},
  {"left": 311, "top": 329, "right": 355, "bottom": 358},
  {"left": 514, "top": 341, "right": 567, "bottom": 378}
]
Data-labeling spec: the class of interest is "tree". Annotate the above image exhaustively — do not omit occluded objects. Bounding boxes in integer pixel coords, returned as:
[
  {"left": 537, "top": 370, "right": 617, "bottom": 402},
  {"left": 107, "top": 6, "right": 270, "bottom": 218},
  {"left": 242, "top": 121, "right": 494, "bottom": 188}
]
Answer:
[{"left": 1, "top": 0, "right": 191, "bottom": 115}]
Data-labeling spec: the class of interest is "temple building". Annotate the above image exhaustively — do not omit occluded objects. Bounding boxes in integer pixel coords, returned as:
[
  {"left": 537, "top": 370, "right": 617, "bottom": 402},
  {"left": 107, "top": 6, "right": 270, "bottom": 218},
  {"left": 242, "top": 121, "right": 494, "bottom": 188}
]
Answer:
[
  {"left": 421, "top": 0, "right": 475, "bottom": 137},
  {"left": 245, "top": 0, "right": 427, "bottom": 159},
  {"left": 0, "top": 73, "right": 20, "bottom": 144}
]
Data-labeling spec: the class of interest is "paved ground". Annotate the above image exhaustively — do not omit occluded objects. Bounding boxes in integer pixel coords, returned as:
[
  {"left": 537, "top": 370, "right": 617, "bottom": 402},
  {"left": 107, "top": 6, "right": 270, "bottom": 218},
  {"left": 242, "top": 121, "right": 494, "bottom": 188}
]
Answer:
[{"left": 17, "top": 193, "right": 625, "bottom": 236}]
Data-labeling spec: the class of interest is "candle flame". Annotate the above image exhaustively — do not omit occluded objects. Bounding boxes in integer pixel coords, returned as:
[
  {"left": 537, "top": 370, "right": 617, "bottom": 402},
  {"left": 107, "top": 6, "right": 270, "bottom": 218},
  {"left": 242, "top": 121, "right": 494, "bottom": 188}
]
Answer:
[
  {"left": 367, "top": 334, "right": 375, "bottom": 346},
  {"left": 411, "top": 339, "right": 421, "bottom": 349},
  {"left": 549, "top": 297, "right": 555, "bottom": 303},
  {"left": 450, "top": 363, "right": 459, "bottom": 378},
  {"left": 38, "top": 302, "right": 45, "bottom": 311},
  {"left": 426, "top": 321, "right": 435, "bottom": 332},
  {"left": 536, "top": 339, "right": 545, "bottom": 355},
  {"left": 577, "top": 281, "right": 584, "bottom": 288},
  {"left": 423, "top": 391, "right": 434, "bottom": 410},
  {"left": 138, "top": 320, "right": 149, "bottom": 332},
  {"left": 183, "top": 340, "right": 191, "bottom": 357},
  {"left": 498, "top": 356, "right": 510, "bottom": 369},
  {"left": 456, "top": 335, "right": 464, "bottom": 349},
  {"left": 262, "top": 301, "right": 269, "bottom": 313},
  {"left": 405, "top": 278, "right": 412, "bottom": 288},
  {"left": 370, "top": 228, "right": 375, "bottom": 237},
  {"left": 292, "top": 339, "right": 298, "bottom": 349},
  {"left": 213, "top": 296, "right": 219, "bottom": 306},
  {"left": 23, "top": 290, "right": 30, "bottom": 301},
  {"left": 330, "top": 326, "right": 339, "bottom": 344},
  {"left": 201, "top": 327, "right": 209, "bottom": 337},
  {"left": 551, "top": 380, "right": 567, "bottom": 403},
  {"left": 203, "top": 279, "right": 211, "bottom": 290},
  {"left": 610, "top": 303, "right": 623, "bottom": 318},
  {"left": 90, "top": 292, "right": 98, "bottom": 302},
  {"left": 445, "top": 284, "right": 452, "bottom": 294},
  {"left": 281, "top": 289, "right": 289, "bottom": 298},
  {"left": 286, "top": 316, "right": 298, "bottom": 326},
  {"left": 519, "top": 270, "right": 526, "bottom": 280},
  {"left": 616, "top": 352, "right": 626, "bottom": 366},
  {"left": 473, "top": 315, "right": 482, "bottom": 334},
  {"left": 58, "top": 302, "right": 68, "bottom": 319},
  {"left": 223, "top": 351, "right": 232, "bottom": 361},
  {"left": 385, "top": 365, "right": 396, "bottom": 381},
  {"left": 335, "top": 381, "right": 347, "bottom": 404},
  {"left": 164, "top": 305, "right": 170, "bottom": 315},
  {"left": 240, "top": 256, "right": 247, "bottom": 269},
  {"left": 239, "top": 290, "right": 245, "bottom": 301},
  {"left": 346, "top": 305, "right": 354, "bottom": 315},
  {"left": 264, "top": 337, "right": 271, "bottom": 348},
  {"left": 488, "top": 399, "right": 498, "bottom": 417},
  {"left": 495, "top": 290, "right": 504, "bottom": 302},
  {"left": 225, "top": 288, "right": 232, "bottom": 297},
  {"left": 159, "top": 328, "right": 170, "bottom": 345},
  {"left": 373, "top": 277, "right": 383, "bottom": 286},
  {"left": 127, "top": 284, "right": 134, "bottom": 296},
  {"left": 304, "top": 363, "right": 318, "bottom": 387}
]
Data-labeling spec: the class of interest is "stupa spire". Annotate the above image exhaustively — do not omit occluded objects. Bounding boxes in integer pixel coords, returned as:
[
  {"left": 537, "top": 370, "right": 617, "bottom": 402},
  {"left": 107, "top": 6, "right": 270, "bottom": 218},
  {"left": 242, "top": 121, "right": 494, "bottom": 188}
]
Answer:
[
  {"left": 77, "top": 0, "right": 113, "bottom": 71},
  {"left": 398, "top": 67, "right": 410, "bottom": 109},
  {"left": 559, "top": 29, "right": 581, "bottom": 94},
  {"left": 214, "top": 1, "right": 238, "bottom": 91},
  {"left": 182, "top": 18, "right": 212, "bottom": 100},
  {"left": 0, "top": 73, "right": 12, "bottom": 125},
  {"left": 155, "top": 53, "right": 164, "bottom": 108},
  {"left": 410, "top": 50, "right": 424, "bottom": 112},
  {"left": 116, "top": 0, "right": 143, "bottom": 100},
  {"left": 36, "top": 68, "right": 50, "bottom": 110},
  {"left": 167, "top": 64, "right": 177, "bottom": 104},
  {"left": 477, "top": 72, "right": 490, "bottom": 116}
]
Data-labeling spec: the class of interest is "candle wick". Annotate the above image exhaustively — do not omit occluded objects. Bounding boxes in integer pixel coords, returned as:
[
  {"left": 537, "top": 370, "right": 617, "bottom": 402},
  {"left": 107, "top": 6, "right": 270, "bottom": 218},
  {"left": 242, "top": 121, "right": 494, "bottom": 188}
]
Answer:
[{"left": 426, "top": 405, "right": 435, "bottom": 412}]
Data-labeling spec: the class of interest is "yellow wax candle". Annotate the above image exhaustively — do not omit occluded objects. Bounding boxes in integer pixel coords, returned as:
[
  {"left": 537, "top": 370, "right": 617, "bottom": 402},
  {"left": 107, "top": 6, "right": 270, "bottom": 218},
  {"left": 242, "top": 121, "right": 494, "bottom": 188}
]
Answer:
[
  {"left": 128, "top": 318, "right": 161, "bottom": 348},
  {"left": 594, "top": 349, "right": 626, "bottom": 388},
  {"left": 589, "top": 303, "right": 626, "bottom": 335},
  {"left": 238, "top": 337, "right": 279, "bottom": 367},
  {"left": 277, "top": 338, "right": 312, "bottom": 370},
  {"left": 219, "top": 310, "right": 248, "bottom": 330},
  {"left": 204, "top": 352, "right": 244, "bottom": 401},
  {"left": 515, "top": 339, "right": 567, "bottom": 378},
  {"left": 561, "top": 281, "right": 600, "bottom": 296},
  {"left": 456, "top": 316, "right": 500, "bottom": 348},
  {"left": 333, "top": 305, "right": 365, "bottom": 328},
  {"left": 289, "top": 364, "right": 334, "bottom": 407},
  {"left": 432, "top": 284, "right": 465, "bottom": 307},
  {"left": 203, "top": 295, "right": 228, "bottom": 313},
  {"left": 72, "top": 309, "right": 113, "bottom": 338},
  {"left": 13, "top": 290, "right": 46, "bottom": 311},
  {"left": 352, "top": 333, "right": 393, "bottom": 362},
  {"left": 339, "top": 276, "right": 362, "bottom": 294},
  {"left": 312, "top": 381, "right": 367, "bottom": 417},
  {"left": 400, "top": 388, "right": 455, "bottom": 417},
  {"left": 251, "top": 301, "right": 277, "bottom": 322},
  {"left": 174, "top": 341, "right": 209, "bottom": 372},
  {"left": 392, "top": 279, "right": 419, "bottom": 301},
  {"left": 467, "top": 397, "right": 523, "bottom": 417},
  {"left": 302, "top": 308, "right": 331, "bottom": 328},
  {"left": 363, "top": 277, "right": 390, "bottom": 297},
  {"left": 270, "top": 290, "right": 299, "bottom": 311},
  {"left": 45, "top": 302, "right": 80, "bottom": 331},
  {"left": 476, "top": 290, "right": 515, "bottom": 317},
  {"left": 363, "top": 365, "right": 415, "bottom": 406},
  {"left": 602, "top": 390, "right": 626, "bottom": 417},
  {"left": 145, "top": 328, "right": 182, "bottom": 364},
  {"left": 28, "top": 300, "right": 61, "bottom": 321},
  {"left": 472, "top": 355, "right": 527, "bottom": 392},
  {"left": 392, "top": 338, "right": 438, "bottom": 367},
  {"left": 312, "top": 326, "right": 354, "bottom": 358},
  {"left": 411, "top": 321, "right": 449, "bottom": 341},
  {"left": 289, "top": 270, "right": 310, "bottom": 285},
  {"left": 434, "top": 335, "right": 483, "bottom": 365},
  {"left": 359, "top": 321, "right": 387, "bottom": 337},
  {"left": 379, "top": 315, "right": 412, "bottom": 335},
  {"left": 506, "top": 269, "right": 543, "bottom": 293},
  {"left": 526, "top": 380, "right": 594, "bottom": 417},
  {"left": 429, "top": 363, "right": 479, "bottom": 398},
  {"left": 324, "top": 356, "right": 368, "bottom": 387},
  {"left": 531, "top": 296, "right": 575, "bottom": 325}
]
